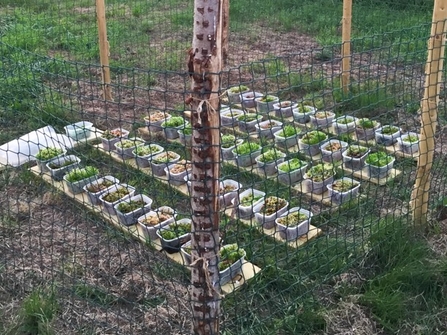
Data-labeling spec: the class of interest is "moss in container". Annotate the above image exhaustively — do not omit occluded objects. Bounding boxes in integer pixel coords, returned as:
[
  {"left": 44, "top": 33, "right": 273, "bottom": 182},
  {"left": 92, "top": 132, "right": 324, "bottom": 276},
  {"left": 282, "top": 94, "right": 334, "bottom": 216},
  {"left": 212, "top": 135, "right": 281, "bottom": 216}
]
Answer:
[
  {"left": 278, "top": 158, "right": 305, "bottom": 172},
  {"left": 260, "top": 196, "right": 287, "bottom": 216},
  {"left": 162, "top": 116, "right": 184, "bottom": 128},
  {"left": 221, "top": 134, "right": 237, "bottom": 149},
  {"left": 35, "top": 147, "right": 64, "bottom": 161},
  {"left": 218, "top": 244, "right": 246, "bottom": 271},
  {"left": 234, "top": 142, "right": 261, "bottom": 156},
  {"left": 277, "top": 125, "right": 300, "bottom": 138},
  {"left": 117, "top": 200, "right": 146, "bottom": 213},
  {"left": 306, "top": 163, "right": 335, "bottom": 182},
  {"left": 301, "top": 131, "right": 327, "bottom": 145},
  {"left": 365, "top": 151, "right": 393, "bottom": 167},
  {"left": 257, "top": 149, "right": 283, "bottom": 163},
  {"left": 277, "top": 211, "right": 308, "bottom": 227},
  {"left": 102, "top": 188, "right": 131, "bottom": 203},
  {"left": 65, "top": 166, "right": 99, "bottom": 183}
]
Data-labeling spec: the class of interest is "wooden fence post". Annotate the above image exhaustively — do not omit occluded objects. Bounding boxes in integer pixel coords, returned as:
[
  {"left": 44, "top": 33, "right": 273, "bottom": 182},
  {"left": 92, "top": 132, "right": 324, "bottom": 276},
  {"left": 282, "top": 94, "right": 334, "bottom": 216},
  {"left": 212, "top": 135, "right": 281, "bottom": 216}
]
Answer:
[
  {"left": 96, "top": 0, "right": 113, "bottom": 101},
  {"left": 341, "top": 0, "right": 352, "bottom": 95},
  {"left": 411, "top": 0, "right": 447, "bottom": 229},
  {"left": 188, "top": 0, "right": 223, "bottom": 334}
]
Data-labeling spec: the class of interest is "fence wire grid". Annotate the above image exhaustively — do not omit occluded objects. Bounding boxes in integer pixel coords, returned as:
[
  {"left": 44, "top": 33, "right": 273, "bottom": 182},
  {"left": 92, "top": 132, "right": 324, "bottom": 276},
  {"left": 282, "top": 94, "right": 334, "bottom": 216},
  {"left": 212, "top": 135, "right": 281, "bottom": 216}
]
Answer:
[{"left": 1, "top": 0, "right": 447, "bottom": 334}]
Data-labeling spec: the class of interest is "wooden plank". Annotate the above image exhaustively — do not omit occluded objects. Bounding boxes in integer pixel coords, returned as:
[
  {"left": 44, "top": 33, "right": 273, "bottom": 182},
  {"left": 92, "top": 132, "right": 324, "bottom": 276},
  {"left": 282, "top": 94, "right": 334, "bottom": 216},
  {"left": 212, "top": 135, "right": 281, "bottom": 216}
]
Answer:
[
  {"left": 227, "top": 208, "right": 322, "bottom": 248},
  {"left": 31, "top": 166, "right": 260, "bottom": 294}
]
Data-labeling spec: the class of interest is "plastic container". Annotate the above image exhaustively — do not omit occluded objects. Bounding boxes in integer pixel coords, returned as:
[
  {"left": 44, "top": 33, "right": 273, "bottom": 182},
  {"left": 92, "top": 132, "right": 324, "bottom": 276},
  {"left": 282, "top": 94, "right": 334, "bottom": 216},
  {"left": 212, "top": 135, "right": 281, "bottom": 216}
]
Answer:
[
  {"left": 219, "top": 244, "right": 246, "bottom": 286},
  {"left": 36, "top": 149, "right": 67, "bottom": 173},
  {"left": 231, "top": 188, "right": 266, "bottom": 219},
  {"left": 342, "top": 145, "right": 370, "bottom": 170},
  {"left": 164, "top": 160, "right": 192, "bottom": 186},
  {"left": 115, "top": 137, "right": 145, "bottom": 159},
  {"left": 221, "top": 138, "right": 243, "bottom": 160},
  {"left": 273, "top": 101, "right": 297, "bottom": 118},
  {"left": 253, "top": 197, "right": 289, "bottom": 229},
  {"left": 240, "top": 92, "right": 263, "bottom": 109},
  {"left": 276, "top": 160, "right": 308, "bottom": 185},
  {"left": 220, "top": 109, "right": 244, "bottom": 127},
  {"left": 98, "top": 184, "right": 136, "bottom": 215},
  {"left": 365, "top": 156, "right": 396, "bottom": 179},
  {"left": 255, "top": 151, "right": 286, "bottom": 176},
  {"left": 326, "top": 177, "right": 361, "bottom": 204},
  {"left": 298, "top": 131, "right": 328, "bottom": 157},
  {"left": 114, "top": 194, "right": 153, "bottom": 226},
  {"left": 144, "top": 111, "right": 171, "bottom": 133},
  {"left": 151, "top": 151, "right": 181, "bottom": 176},
  {"left": 156, "top": 218, "right": 192, "bottom": 253},
  {"left": 64, "top": 121, "right": 93, "bottom": 141},
  {"left": 309, "top": 111, "right": 335, "bottom": 128},
  {"left": 397, "top": 132, "right": 420, "bottom": 154},
  {"left": 275, "top": 207, "right": 312, "bottom": 241},
  {"left": 332, "top": 116, "right": 358, "bottom": 135},
  {"left": 100, "top": 128, "right": 129, "bottom": 152},
  {"left": 63, "top": 172, "right": 100, "bottom": 195},
  {"left": 303, "top": 175, "right": 334, "bottom": 195},
  {"left": 255, "top": 95, "right": 280, "bottom": 114},
  {"left": 237, "top": 113, "right": 263, "bottom": 133},
  {"left": 320, "top": 139, "right": 349, "bottom": 163},
  {"left": 219, "top": 179, "right": 242, "bottom": 208},
  {"left": 232, "top": 148, "right": 262, "bottom": 167},
  {"left": 273, "top": 129, "right": 300, "bottom": 149},
  {"left": 133, "top": 144, "right": 164, "bottom": 168},
  {"left": 138, "top": 206, "right": 177, "bottom": 240},
  {"left": 374, "top": 125, "right": 402, "bottom": 146},
  {"left": 83, "top": 175, "right": 120, "bottom": 206},
  {"left": 226, "top": 86, "right": 251, "bottom": 104},
  {"left": 292, "top": 105, "right": 317, "bottom": 123},
  {"left": 254, "top": 120, "right": 283, "bottom": 140},
  {"left": 46, "top": 154, "right": 81, "bottom": 181}
]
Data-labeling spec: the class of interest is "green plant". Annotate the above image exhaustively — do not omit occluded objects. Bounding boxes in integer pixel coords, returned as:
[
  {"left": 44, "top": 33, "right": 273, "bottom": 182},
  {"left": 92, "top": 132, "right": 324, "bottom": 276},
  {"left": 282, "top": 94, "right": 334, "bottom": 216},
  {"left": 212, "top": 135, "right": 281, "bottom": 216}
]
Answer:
[
  {"left": 335, "top": 116, "right": 355, "bottom": 124},
  {"left": 277, "top": 211, "right": 308, "bottom": 227},
  {"left": 134, "top": 145, "right": 162, "bottom": 156},
  {"left": 181, "top": 123, "right": 192, "bottom": 135},
  {"left": 102, "top": 129, "right": 127, "bottom": 139},
  {"left": 228, "top": 85, "right": 249, "bottom": 93},
  {"left": 240, "top": 193, "right": 263, "bottom": 207},
  {"left": 380, "top": 125, "right": 399, "bottom": 135},
  {"left": 35, "top": 147, "right": 64, "bottom": 161},
  {"left": 301, "top": 131, "right": 327, "bottom": 145},
  {"left": 102, "top": 188, "right": 131, "bottom": 203},
  {"left": 356, "top": 118, "right": 377, "bottom": 129},
  {"left": 314, "top": 111, "right": 334, "bottom": 119},
  {"left": 152, "top": 151, "right": 179, "bottom": 164},
  {"left": 257, "top": 149, "right": 284, "bottom": 163},
  {"left": 258, "top": 95, "right": 278, "bottom": 103},
  {"left": 159, "top": 222, "right": 191, "bottom": 240},
  {"left": 65, "top": 166, "right": 99, "bottom": 183},
  {"left": 402, "top": 134, "right": 419, "bottom": 143},
  {"left": 330, "top": 179, "right": 358, "bottom": 192},
  {"left": 345, "top": 145, "right": 368, "bottom": 158},
  {"left": 278, "top": 125, "right": 300, "bottom": 138},
  {"left": 260, "top": 196, "right": 287, "bottom": 215},
  {"left": 278, "top": 158, "right": 306, "bottom": 172},
  {"left": 297, "top": 104, "right": 314, "bottom": 113},
  {"left": 162, "top": 116, "right": 184, "bottom": 128},
  {"left": 259, "top": 120, "right": 279, "bottom": 129},
  {"left": 306, "top": 163, "right": 335, "bottom": 182},
  {"left": 219, "top": 244, "right": 246, "bottom": 271},
  {"left": 365, "top": 152, "right": 394, "bottom": 167},
  {"left": 117, "top": 199, "right": 146, "bottom": 213},
  {"left": 221, "top": 134, "right": 236, "bottom": 148},
  {"left": 86, "top": 179, "right": 114, "bottom": 193},
  {"left": 234, "top": 142, "right": 261, "bottom": 156},
  {"left": 116, "top": 139, "right": 143, "bottom": 149},
  {"left": 238, "top": 113, "right": 261, "bottom": 122}
]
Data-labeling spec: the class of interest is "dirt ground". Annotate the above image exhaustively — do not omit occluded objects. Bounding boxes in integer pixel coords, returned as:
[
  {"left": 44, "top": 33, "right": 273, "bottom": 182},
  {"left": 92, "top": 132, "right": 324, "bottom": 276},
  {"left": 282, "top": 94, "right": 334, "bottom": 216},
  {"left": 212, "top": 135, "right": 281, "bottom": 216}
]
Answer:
[{"left": 2, "top": 24, "right": 443, "bottom": 334}]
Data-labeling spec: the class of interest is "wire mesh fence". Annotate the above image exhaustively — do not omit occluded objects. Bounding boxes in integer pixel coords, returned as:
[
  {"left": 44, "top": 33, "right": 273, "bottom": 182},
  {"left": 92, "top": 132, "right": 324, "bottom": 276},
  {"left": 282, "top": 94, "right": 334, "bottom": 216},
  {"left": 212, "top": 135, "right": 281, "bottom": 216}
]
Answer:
[{"left": 1, "top": 0, "right": 446, "bottom": 334}]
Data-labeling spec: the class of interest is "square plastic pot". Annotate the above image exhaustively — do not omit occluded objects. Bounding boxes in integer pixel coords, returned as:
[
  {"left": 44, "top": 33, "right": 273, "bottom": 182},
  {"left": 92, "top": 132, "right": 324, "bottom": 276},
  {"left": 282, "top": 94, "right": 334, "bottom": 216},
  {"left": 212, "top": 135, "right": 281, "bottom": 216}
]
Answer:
[
  {"left": 374, "top": 126, "right": 402, "bottom": 146},
  {"left": 36, "top": 149, "right": 67, "bottom": 173},
  {"left": 309, "top": 111, "right": 336, "bottom": 128},
  {"left": 220, "top": 108, "right": 244, "bottom": 127},
  {"left": 342, "top": 146, "right": 370, "bottom": 170},
  {"left": 83, "top": 175, "right": 120, "bottom": 206},
  {"left": 238, "top": 114, "right": 263, "bottom": 133},
  {"left": 115, "top": 137, "right": 145, "bottom": 159},
  {"left": 114, "top": 194, "right": 153, "bottom": 226},
  {"left": 151, "top": 151, "right": 181, "bottom": 176},
  {"left": 355, "top": 122, "right": 381, "bottom": 141},
  {"left": 273, "top": 130, "right": 299, "bottom": 149},
  {"left": 64, "top": 121, "right": 93, "bottom": 141},
  {"left": 397, "top": 132, "right": 420, "bottom": 154},
  {"left": 240, "top": 92, "right": 263, "bottom": 109},
  {"left": 101, "top": 128, "right": 129, "bottom": 152},
  {"left": 164, "top": 161, "right": 192, "bottom": 186},
  {"left": 138, "top": 206, "right": 177, "bottom": 240},
  {"left": 255, "top": 153, "right": 286, "bottom": 176},
  {"left": 320, "top": 139, "right": 349, "bottom": 163},
  {"left": 365, "top": 157, "right": 395, "bottom": 179},
  {"left": 253, "top": 198, "right": 289, "bottom": 229},
  {"left": 231, "top": 188, "right": 266, "bottom": 219},
  {"left": 232, "top": 149, "right": 262, "bottom": 167},
  {"left": 162, "top": 121, "right": 190, "bottom": 140},
  {"left": 221, "top": 139, "right": 243, "bottom": 160},
  {"left": 255, "top": 120, "right": 283, "bottom": 140},
  {"left": 298, "top": 137, "right": 327, "bottom": 157},
  {"left": 303, "top": 175, "right": 334, "bottom": 195},
  {"left": 292, "top": 106, "right": 317, "bottom": 123},
  {"left": 133, "top": 144, "right": 164, "bottom": 168},
  {"left": 227, "top": 86, "right": 251, "bottom": 104},
  {"left": 63, "top": 173, "right": 100, "bottom": 195},
  {"left": 326, "top": 177, "right": 361, "bottom": 204},
  {"left": 219, "top": 179, "right": 242, "bottom": 208},
  {"left": 144, "top": 112, "right": 171, "bottom": 133},
  {"left": 156, "top": 218, "right": 192, "bottom": 253},
  {"left": 255, "top": 96, "right": 280, "bottom": 114},
  {"left": 275, "top": 207, "right": 312, "bottom": 241},
  {"left": 273, "top": 101, "right": 297, "bottom": 118},
  {"left": 46, "top": 154, "right": 81, "bottom": 181},
  {"left": 219, "top": 245, "right": 246, "bottom": 286},
  {"left": 332, "top": 116, "right": 358, "bottom": 135},
  {"left": 276, "top": 161, "right": 308, "bottom": 185},
  {"left": 98, "top": 184, "right": 136, "bottom": 215}
]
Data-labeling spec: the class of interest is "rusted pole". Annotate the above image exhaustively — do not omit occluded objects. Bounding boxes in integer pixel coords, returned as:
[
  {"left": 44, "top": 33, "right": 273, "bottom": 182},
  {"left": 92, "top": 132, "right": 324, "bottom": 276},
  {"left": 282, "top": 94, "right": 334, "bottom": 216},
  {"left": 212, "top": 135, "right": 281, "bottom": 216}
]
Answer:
[
  {"left": 96, "top": 0, "right": 113, "bottom": 101},
  {"left": 340, "top": 0, "right": 352, "bottom": 95},
  {"left": 411, "top": 0, "right": 447, "bottom": 229},
  {"left": 187, "top": 0, "right": 223, "bottom": 334}
]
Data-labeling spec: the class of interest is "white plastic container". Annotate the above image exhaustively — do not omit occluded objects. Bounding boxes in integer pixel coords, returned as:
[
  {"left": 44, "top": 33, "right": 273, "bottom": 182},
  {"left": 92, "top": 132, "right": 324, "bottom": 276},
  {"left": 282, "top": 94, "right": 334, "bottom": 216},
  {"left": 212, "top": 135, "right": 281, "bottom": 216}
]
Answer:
[
  {"left": 320, "top": 139, "right": 349, "bottom": 163},
  {"left": 292, "top": 105, "right": 317, "bottom": 123},
  {"left": 98, "top": 184, "right": 136, "bottom": 215},
  {"left": 397, "top": 132, "right": 420, "bottom": 154},
  {"left": 231, "top": 188, "right": 266, "bottom": 219},
  {"left": 164, "top": 160, "right": 192, "bottom": 186},
  {"left": 83, "top": 175, "right": 120, "bottom": 206},
  {"left": 137, "top": 206, "right": 177, "bottom": 240},
  {"left": 255, "top": 120, "right": 283, "bottom": 140},
  {"left": 374, "top": 125, "right": 402, "bottom": 146},
  {"left": 275, "top": 207, "right": 312, "bottom": 241},
  {"left": 64, "top": 121, "right": 93, "bottom": 141},
  {"left": 46, "top": 154, "right": 81, "bottom": 181},
  {"left": 114, "top": 194, "right": 153, "bottom": 226},
  {"left": 240, "top": 92, "right": 263, "bottom": 109},
  {"left": 219, "top": 179, "right": 242, "bottom": 209},
  {"left": 253, "top": 197, "right": 289, "bottom": 229},
  {"left": 326, "top": 177, "right": 361, "bottom": 204}
]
